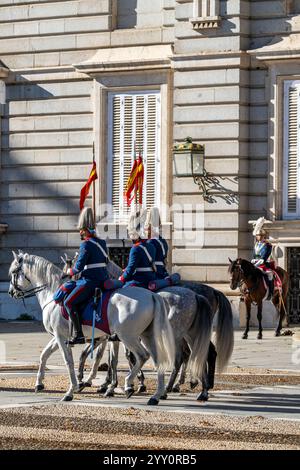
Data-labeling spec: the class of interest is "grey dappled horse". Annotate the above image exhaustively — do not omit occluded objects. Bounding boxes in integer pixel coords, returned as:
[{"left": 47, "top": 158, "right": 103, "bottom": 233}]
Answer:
[
  {"left": 8, "top": 252, "right": 175, "bottom": 405},
  {"left": 78, "top": 263, "right": 233, "bottom": 401}
]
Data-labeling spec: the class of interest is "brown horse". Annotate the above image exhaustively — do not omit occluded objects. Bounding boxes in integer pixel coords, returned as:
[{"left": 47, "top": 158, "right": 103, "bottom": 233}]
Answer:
[{"left": 228, "top": 258, "right": 289, "bottom": 339}]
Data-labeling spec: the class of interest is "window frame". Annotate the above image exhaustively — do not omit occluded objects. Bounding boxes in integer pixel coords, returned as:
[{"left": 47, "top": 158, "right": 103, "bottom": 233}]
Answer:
[
  {"left": 283, "top": 80, "right": 300, "bottom": 219},
  {"left": 107, "top": 89, "right": 162, "bottom": 223}
]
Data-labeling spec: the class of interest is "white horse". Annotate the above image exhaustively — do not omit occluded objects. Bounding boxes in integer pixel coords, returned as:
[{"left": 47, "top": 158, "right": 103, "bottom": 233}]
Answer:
[{"left": 8, "top": 251, "right": 175, "bottom": 405}]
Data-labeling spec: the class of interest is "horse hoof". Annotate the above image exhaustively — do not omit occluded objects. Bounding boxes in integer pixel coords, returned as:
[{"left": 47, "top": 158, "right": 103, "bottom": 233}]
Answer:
[
  {"left": 197, "top": 392, "right": 209, "bottom": 402},
  {"left": 97, "top": 385, "right": 108, "bottom": 394},
  {"left": 275, "top": 331, "right": 281, "bottom": 337},
  {"left": 147, "top": 397, "right": 159, "bottom": 406},
  {"left": 137, "top": 385, "right": 147, "bottom": 394},
  {"left": 160, "top": 393, "right": 168, "bottom": 400},
  {"left": 77, "top": 382, "right": 91, "bottom": 393},
  {"left": 172, "top": 385, "right": 180, "bottom": 393},
  {"left": 242, "top": 334, "right": 248, "bottom": 340},
  {"left": 104, "top": 390, "right": 115, "bottom": 398},
  {"left": 35, "top": 384, "right": 45, "bottom": 393},
  {"left": 190, "top": 381, "right": 198, "bottom": 390},
  {"left": 125, "top": 388, "right": 135, "bottom": 399},
  {"left": 62, "top": 395, "right": 73, "bottom": 402},
  {"left": 257, "top": 334, "right": 263, "bottom": 340}
]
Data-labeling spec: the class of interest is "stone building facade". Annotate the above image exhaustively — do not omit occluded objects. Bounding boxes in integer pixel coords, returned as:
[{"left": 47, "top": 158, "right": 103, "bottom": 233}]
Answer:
[{"left": 0, "top": 0, "right": 300, "bottom": 323}]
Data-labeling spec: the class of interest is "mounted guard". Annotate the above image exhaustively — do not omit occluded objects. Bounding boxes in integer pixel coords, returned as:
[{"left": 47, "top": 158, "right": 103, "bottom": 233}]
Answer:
[
  {"left": 145, "top": 207, "right": 169, "bottom": 279},
  {"left": 251, "top": 217, "right": 275, "bottom": 299},
  {"left": 58, "top": 207, "right": 109, "bottom": 345},
  {"left": 118, "top": 207, "right": 157, "bottom": 289},
  {"left": 145, "top": 206, "right": 181, "bottom": 291}
]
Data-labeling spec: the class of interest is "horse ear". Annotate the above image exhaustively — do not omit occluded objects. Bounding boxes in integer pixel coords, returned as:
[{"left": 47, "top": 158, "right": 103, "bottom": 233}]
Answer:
[
  {"left": 12, "top": 251, "right": 18, "bottom": 260},
  {"left": 228, "top": 257, "right": 233, "bottom": 263}
]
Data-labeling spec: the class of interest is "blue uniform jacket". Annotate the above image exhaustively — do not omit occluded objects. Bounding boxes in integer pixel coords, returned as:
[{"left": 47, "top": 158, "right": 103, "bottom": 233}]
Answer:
[
  {"left": 120, "top": 240, "right": 156, "bottom": 284},
  {"left": 70, "top": 236, "right": 109, "bottom": 283},
  {"left": 147, "top": 237, "right": 169, "bottom": 279},
  {"left": 253, "top": 240, "right": 272, "bottom": 264}
]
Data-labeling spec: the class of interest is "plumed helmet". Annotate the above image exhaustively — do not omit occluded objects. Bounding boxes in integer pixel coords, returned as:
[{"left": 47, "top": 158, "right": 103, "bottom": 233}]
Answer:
[
  {"left": 145, "top": 207, "right": 161, "bottom": 237},
  {"left": 251, "top": 216, "right": 269, "bottom": 237},
  {"left": 127, "top": 206, "right": 148, "bottom": 240},
  {"left": 77, "top": 207, "right": 95, "bottom": 232}
]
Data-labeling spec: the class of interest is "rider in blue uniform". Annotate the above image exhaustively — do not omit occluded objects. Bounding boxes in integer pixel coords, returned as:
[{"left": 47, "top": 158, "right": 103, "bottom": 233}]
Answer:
[
  {"left": 251, "top": 218, "right": 274, "bottom": 298},
  {"left": 145, "top": 207, "right": 169, "bottom": 279},
  {"left": 64, "top": 207, "right": 109, "bottom": 345},
  {"left": 119, "top": 209, "right": 157, "bottom": 289}
]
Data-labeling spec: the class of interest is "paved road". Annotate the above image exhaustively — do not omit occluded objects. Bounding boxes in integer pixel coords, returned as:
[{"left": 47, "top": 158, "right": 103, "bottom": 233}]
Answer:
[
  {"left": 1, "top": 322, "right": 299, "bottom": 371},
  {"left": 0, "top": 384, "right": 299, "bottom": 421},
  {"left": 0, "top": 322, "right": 299, "bottom": 421}
]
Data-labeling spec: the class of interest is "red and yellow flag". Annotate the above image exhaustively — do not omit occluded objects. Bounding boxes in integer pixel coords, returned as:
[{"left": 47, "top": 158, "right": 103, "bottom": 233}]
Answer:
[
  {"left": 80, "top": 161, "right": 98, "bottom": 210},
  {"left": 125, "top": 155, "right": 144, "bottom": 206}
]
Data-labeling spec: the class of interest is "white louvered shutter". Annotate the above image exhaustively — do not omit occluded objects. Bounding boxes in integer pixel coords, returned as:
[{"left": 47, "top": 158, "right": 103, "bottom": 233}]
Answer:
[
  {"left": 283, "top": 82, "right": 300, "bottom": 218},
  {"left": 108, "top": 91, "right": 161, "bottom": 222}
]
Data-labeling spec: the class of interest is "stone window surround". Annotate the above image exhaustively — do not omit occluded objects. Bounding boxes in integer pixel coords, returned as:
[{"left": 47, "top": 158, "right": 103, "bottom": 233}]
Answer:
[
  {"left": 248, "top": 54, "right": 300, "bottom": 271},
  {"left": 0, "top": 69, "right": 8, "bottom": 235},
  {"left": 92, "top": 70, "right": 173, "bottom": 241}
]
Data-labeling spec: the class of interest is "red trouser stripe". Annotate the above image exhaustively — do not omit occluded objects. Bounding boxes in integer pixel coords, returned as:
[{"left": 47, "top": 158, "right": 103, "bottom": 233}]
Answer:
[{"left": 65, "top": 286, "right": 86, "bottom": 309}]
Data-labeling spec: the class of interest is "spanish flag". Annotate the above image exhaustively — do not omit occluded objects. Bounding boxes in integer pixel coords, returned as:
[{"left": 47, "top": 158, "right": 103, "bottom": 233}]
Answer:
[
  {"left": 125, "top": 155, "right": 144, "bottom": 206},
  {"left": 80, "top": 161, "right": 98, "bottom": 210}
]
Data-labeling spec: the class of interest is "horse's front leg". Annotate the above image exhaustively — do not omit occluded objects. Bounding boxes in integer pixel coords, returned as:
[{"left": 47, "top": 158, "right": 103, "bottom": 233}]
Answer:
[
  {"left": 197, "top": 342, "right": 217, "bottom": 401},
  {"left": 127, "top": 349, "right": 147, "bottom": 393},
  {"left": 56, "top": 336, "right": 78, "bottom": 401},
  {"left": 242, "top": 297, "right": 252, "bottom": 339},
  {"left": 166, "top": 340, "right": 188, "bottom": 393},
  {"left": 79, "top": 339, "right": 106, "bottom": 392},
  {"left": 197, "top": 366, "right": 209, "bottom": 401},
  {"left": 78, "top": 343, "right": 92, "bottom": 384},
  {"left": 105, "top": 341, "right": 119, "bottom": 397},
  {"left": 275, "top": 295, "right": 286, "bottom": 337},
  {"left": 123, "top": 339, "right": 150, "bottom": 399},
  {"left": 257, "top": 302, "right": 263, "bottom": 340},
  {"left": 35, "top": 337, "right": 58, "bottom": 392}
]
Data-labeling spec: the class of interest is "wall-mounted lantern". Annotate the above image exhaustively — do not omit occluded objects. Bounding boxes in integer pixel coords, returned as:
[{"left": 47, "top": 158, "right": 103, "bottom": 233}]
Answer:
[{"left": 173, "top": 137, "right": 209, "bottom": 197}]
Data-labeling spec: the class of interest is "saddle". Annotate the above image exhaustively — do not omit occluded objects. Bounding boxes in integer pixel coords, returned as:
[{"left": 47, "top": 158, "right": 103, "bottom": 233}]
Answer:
[{"left": 61, "top": 290, "right": 112, "bottom": 336}]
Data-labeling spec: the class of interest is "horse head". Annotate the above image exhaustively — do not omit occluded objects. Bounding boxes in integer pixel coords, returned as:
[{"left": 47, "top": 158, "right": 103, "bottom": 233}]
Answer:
[
  {"left": 228, "top": 257, "right": 243, "bottom": 290},
  {"left": 61, "top": 252, "right": 78, "bottom": 273},
  {"left": 8, "top": 251, "right": 31, "bottom": 298}
]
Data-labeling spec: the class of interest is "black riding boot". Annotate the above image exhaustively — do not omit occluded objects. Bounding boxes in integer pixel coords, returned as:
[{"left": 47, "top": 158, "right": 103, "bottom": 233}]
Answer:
[
  {"left": 268, "top": 279, "right": 274, "bottom": 299},
  {"left": 67, "top": 311, "right": 85, "bottom": 345}
]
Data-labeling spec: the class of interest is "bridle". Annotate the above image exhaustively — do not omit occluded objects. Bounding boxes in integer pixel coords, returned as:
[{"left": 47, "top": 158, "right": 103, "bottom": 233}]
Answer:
[{"left": 10, "top": 260, "right": 48, "bottom": 300}]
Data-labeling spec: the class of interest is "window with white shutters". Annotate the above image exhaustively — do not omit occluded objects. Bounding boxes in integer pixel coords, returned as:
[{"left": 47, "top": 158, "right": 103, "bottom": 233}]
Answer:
[
  {"left": 283, "top": 81, "right": 300, "bottom": 219},
  {"left": 107, "top": 91, "right": 161, "bottom": 222}
]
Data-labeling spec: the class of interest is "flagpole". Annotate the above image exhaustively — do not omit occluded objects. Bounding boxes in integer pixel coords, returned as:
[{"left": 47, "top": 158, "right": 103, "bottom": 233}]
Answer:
[{"left": 92, "top": 142, "right": 96, "bottom": 218}]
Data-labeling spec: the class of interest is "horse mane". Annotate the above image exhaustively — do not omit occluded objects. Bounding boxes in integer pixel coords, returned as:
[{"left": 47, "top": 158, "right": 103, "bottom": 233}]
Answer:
[
  {"left": 240, "top": 258, "right": 264, "bottom": 280},
  {"left": 24, "top": 254, "right": 62, "bottom": 291}
]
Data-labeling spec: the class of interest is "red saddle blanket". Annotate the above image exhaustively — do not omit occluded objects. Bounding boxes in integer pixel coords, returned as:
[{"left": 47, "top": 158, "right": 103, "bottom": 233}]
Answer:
[
  {"left": 259, "top": 265, "right": 282, "bottom": 291},
  {"left": 61, "top": 290, "right": 112, "bottom": 335}
]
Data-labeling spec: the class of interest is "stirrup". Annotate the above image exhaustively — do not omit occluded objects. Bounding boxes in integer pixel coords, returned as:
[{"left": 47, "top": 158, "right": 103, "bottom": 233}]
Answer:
[{"left": 108, "top": 333, "right": 120, "bottom": 342}]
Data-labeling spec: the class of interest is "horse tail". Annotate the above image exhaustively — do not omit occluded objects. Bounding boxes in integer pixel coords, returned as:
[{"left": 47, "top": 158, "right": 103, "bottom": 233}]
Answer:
[
  {"left": 215, "top": 290, "right": 234, "bottom": 373},
  {"left": 188, "top": 294, "right": 213, "bottom": 381},
  {"left": 152, "top": 294, "right": 175, "bottom": 372}
]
